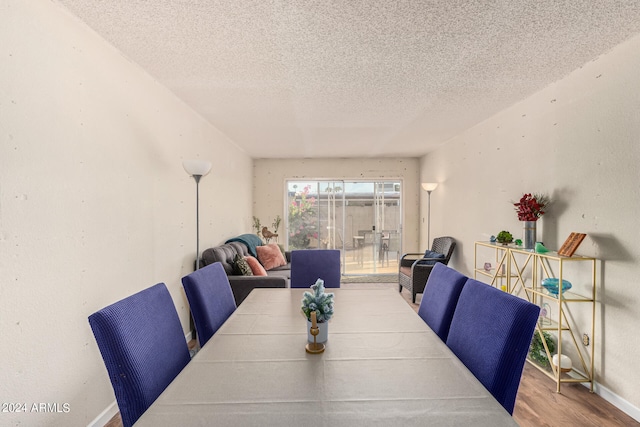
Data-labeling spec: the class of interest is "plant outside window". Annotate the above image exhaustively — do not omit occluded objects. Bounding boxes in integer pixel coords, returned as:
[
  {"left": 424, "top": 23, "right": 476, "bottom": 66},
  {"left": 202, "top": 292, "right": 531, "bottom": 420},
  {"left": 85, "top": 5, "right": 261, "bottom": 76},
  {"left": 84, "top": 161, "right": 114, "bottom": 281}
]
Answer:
[{"left": 288, "top": 185, "right": 318, "bottom": 249}]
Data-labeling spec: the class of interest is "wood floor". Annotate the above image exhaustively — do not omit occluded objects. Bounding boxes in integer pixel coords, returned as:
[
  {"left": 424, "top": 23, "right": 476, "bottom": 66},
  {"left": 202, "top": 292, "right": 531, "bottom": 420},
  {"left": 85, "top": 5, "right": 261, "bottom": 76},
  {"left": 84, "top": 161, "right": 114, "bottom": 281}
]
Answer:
[
  {"left": 398, "top": 287, "right": 640, "bottom": 427},
  {"left": 105, "top": 283, "right": 639, "bottom": 427},
  {"left": 514, "top": 363, "right": 638, "bottom": 427}
]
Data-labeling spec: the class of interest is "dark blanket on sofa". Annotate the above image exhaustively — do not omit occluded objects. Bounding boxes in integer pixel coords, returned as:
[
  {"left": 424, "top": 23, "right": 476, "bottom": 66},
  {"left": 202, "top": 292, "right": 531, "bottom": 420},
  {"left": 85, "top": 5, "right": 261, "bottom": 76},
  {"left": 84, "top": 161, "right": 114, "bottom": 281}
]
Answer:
[{"left": 225, "top": 233, "right": 263, "bottom": 257}]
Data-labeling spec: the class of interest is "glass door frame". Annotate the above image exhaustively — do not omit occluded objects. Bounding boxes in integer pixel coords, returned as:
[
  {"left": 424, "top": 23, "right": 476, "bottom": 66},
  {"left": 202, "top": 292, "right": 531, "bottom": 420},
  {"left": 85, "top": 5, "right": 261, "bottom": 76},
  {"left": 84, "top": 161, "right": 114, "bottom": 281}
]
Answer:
[
  {"left": 285, "top": 179, "right": 403, "bottom": 276},
  {"left": 342, "top": 180, "right": 403, "bottom": 276}
]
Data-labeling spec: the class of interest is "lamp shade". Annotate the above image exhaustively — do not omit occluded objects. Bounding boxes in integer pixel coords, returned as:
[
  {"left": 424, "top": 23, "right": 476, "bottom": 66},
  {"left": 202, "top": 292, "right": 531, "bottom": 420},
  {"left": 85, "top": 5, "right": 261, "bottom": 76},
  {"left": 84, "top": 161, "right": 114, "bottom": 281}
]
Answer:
[
  {"left": 421, "top": 182, "right": 438, "bottom": 192},
  {"left": 183, "top": 160, "right": 212, "bottom": 177}
]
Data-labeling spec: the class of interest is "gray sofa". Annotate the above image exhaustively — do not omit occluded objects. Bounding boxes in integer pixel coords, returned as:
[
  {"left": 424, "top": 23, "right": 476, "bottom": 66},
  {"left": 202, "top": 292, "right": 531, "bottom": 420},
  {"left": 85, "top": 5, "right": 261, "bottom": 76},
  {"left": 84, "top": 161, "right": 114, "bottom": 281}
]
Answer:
[{"left": 200, "top": 241, "right": 290, "bottom": 305}]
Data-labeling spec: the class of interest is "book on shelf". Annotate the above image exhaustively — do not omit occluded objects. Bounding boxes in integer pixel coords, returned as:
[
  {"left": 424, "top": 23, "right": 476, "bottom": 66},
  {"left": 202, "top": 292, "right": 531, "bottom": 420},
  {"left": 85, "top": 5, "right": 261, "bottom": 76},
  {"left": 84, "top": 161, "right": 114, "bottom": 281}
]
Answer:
[{"left": 558, "top": 232, "right": 587, "bottom": 257}]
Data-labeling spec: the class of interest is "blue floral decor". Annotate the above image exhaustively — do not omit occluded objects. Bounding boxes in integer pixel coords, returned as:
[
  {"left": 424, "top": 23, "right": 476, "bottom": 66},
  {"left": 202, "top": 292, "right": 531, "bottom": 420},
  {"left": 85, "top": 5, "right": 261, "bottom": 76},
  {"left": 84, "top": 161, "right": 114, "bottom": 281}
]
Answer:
[{"left": 301, "top": 279, "right": 334, "bottom": 343}]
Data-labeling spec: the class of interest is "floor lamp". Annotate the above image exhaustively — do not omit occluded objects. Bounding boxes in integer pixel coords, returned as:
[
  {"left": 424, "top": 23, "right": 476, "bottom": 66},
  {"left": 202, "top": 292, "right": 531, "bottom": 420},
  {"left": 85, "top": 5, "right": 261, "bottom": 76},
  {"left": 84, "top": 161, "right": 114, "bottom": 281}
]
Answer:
[
  {"left": 183, "top": 160, "right": 212, "bottom": 271},
  {"left": 421, "top": 183, "right": 438, "bottom": 247}
]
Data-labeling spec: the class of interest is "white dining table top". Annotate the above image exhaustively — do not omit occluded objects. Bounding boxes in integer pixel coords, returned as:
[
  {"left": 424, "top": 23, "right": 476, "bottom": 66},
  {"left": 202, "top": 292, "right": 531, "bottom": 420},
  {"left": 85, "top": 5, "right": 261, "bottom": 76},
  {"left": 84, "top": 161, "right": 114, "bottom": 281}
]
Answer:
[{"left": 135, "top": 288, "right": 517, "bottom": 426}]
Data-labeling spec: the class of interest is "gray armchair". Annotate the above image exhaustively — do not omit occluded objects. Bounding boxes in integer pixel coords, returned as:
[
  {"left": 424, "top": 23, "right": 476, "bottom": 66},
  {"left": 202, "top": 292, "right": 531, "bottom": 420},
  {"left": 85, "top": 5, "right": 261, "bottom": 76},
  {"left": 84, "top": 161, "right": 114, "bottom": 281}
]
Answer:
[{"left": 398, "top": 236, "right": 456, "bottom": 303}]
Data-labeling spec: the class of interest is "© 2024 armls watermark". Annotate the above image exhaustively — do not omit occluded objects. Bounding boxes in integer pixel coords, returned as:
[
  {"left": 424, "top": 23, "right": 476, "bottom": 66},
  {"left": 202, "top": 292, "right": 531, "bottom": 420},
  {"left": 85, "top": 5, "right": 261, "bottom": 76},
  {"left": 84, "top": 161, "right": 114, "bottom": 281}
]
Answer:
[{"left": 3, "top": 402, "right": 71, "bottom": 413}]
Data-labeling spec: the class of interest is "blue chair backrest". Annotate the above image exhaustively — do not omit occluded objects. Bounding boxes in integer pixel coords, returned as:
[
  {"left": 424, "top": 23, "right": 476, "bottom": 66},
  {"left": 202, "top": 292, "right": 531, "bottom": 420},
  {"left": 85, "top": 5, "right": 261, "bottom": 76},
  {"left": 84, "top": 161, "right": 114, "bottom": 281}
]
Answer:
[
  {"left": 182, "top": 262, "right": 237, "bottom": 346},
  {"left": 290, "top": 249, "right": 341, "bottom": 288},
  {"left": 417, "top": 263, "right": 467, "bottom": 341},
  {"left": 446, "top": 278, "right": 540, "bottom": 415},
  {"left": 88, "top": 283, "right": 190, "bottom": 427}
]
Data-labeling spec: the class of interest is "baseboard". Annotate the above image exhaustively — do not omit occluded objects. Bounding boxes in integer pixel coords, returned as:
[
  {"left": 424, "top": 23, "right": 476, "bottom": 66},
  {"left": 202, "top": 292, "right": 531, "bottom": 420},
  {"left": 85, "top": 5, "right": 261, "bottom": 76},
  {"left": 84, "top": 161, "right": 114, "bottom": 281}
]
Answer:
[
  {"left": 87, "top": 401, "right": 118, "bottom": 427},
  {"left": 592, "top": 381, "right": 640, "bottom": 422}
]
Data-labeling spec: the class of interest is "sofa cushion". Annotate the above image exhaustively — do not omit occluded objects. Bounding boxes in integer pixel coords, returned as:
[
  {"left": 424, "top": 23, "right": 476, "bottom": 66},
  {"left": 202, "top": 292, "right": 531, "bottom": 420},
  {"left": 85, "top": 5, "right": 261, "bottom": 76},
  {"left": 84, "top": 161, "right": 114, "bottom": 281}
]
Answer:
[
  {"left": 225, "top": 234, "right": 263, "bottom": 257},
  {"left": 201, "top": 242, "right": 250, "bottom": 275},
  {"left": 233, "top": 254, "right": 253, "bottom": 276},
  {"left": 245, "top": 256, "right": 268, "bottom": 276},
  {"left": 228, "top": 241, "right": 250, "bottom": 257},
  {"left": 266, "top": 269, "right": 290, "bottom": 280},
  {"left": 268, "top": 264, "right": 291, "bottom": 272},
  {"left": 256, "top": 243, "right": 287, "bottom": 270},
  {"left": 201, "top": 244, "right": 238, "bottom": 275}
]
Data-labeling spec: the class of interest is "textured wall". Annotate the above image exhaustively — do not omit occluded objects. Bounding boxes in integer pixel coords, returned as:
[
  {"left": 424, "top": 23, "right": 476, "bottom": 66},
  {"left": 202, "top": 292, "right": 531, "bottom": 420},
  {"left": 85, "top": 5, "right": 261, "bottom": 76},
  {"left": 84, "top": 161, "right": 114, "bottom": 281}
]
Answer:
[
  {"left": 253, "top": 158, "right": 420, "bottom": 254},
  {"left": 420, "top": 34, "right": 640, "bottom": 416},
  {"left": 0, "top": 1, "right": 252, "bottom": 425}
]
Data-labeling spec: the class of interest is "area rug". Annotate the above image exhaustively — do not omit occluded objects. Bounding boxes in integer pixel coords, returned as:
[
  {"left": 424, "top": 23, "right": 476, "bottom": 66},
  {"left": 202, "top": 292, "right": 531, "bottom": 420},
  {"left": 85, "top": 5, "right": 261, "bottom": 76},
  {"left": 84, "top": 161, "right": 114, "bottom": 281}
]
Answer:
[{"left": 341, "top": 274, "right": 397, "bottom": 284}]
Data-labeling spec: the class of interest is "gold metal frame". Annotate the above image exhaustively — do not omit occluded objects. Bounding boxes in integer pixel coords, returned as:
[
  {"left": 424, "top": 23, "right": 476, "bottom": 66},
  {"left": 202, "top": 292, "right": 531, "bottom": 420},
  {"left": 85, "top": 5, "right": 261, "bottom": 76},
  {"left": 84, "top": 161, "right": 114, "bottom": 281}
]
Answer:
[
  {"left": 474, "top": 242, "right": 597, "bottom": 393},
  {"left": 305, "top": 311, "right": 325, "bottom": 354}
]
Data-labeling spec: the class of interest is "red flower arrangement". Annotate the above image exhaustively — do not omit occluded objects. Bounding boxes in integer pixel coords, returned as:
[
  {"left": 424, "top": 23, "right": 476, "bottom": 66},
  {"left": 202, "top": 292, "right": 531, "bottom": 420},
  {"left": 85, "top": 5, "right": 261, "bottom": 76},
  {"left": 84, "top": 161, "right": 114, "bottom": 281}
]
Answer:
[{"left": 514, "top": 193, "right": 550, "bottom": 221}]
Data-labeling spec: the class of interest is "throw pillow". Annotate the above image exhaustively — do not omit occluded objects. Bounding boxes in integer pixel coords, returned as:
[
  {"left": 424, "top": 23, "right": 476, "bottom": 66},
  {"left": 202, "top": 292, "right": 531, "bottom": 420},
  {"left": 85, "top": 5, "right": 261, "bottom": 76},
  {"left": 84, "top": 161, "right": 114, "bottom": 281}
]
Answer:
[
  {"left": 233, "top": 254, "right": 253, "bottom": 276},
  {"left": 417, "top": 250, "right": 445, "bottom": 266},
  {"left": 245, "top": 255, "right": 268, "bottom": 276},
  {"left": 256, "top": 243, "right": 287, "bottom": 270}
]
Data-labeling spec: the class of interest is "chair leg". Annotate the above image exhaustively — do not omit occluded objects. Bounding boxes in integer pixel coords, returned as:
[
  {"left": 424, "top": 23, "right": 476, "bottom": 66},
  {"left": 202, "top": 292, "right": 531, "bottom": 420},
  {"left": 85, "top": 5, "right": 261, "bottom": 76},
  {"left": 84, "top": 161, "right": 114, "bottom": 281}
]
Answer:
[
  {"left": 398, "top": 283, "right": 402, "bottom": 293},
  {"left": 412, "top": 291, "right": 417, "bottom": 304}
]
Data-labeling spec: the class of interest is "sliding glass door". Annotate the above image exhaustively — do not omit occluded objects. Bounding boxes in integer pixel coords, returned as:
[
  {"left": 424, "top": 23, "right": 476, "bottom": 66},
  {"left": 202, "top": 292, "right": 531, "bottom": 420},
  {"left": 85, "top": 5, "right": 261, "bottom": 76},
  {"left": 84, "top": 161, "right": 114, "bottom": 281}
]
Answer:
[
  {"left": 342, "top": 181, "right": 401, "bottom": 275},
  {"left": 286, "top": 180, "right": 402, "bottom": 276}
]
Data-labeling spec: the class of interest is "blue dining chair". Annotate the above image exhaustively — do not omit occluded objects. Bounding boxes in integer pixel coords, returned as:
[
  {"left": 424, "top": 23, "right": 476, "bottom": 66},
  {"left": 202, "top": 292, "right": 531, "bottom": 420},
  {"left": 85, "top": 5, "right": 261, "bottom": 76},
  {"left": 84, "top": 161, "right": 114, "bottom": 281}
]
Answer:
[
  {"left": 88, "top": 283, "right": 191, "bottom": 427},
  {"left": 446, "top": 278, "right": 540, "bottom": 415},
  {"left": 290, "top": 249, "right": 341, "bottom": 288},
  {"left": 417, "top": 263, "right": 467, "bottom": 341},
  {"left": 182, "top": 262, "right": 237, "bottom": 346}
]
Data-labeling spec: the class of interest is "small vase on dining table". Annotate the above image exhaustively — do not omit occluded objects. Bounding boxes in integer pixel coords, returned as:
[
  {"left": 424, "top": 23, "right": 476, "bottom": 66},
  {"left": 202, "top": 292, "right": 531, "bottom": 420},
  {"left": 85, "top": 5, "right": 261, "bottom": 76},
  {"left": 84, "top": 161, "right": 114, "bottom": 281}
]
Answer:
[
  {"left": 523, "top": 220, "right": 536, "bottom": 250},
  {"left": 307, "top": 319, "right": 328, "bottom": 343}
]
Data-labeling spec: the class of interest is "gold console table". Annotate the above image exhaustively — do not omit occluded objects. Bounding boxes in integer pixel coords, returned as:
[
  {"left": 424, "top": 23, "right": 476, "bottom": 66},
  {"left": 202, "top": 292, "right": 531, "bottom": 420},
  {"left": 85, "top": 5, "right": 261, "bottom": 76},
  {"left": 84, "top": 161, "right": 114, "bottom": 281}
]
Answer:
[{"left": 474, "top": 241, "right": 596, "bottom": 393}]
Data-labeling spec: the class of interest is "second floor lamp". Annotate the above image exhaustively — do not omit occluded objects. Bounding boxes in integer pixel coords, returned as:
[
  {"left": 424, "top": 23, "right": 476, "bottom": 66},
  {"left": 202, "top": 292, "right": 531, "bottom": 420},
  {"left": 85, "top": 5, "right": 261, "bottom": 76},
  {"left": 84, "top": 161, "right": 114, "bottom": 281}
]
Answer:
[{"left": 421, "top": 182, "right": 438, "bottom": 246}]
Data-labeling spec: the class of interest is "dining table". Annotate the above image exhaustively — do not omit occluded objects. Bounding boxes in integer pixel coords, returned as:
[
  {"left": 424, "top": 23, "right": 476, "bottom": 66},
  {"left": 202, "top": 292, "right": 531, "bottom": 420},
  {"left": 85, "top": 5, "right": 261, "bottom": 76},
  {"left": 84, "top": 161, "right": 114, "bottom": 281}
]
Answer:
[{"left": 135, "top": 288, "right": 517, "bottom": 426}]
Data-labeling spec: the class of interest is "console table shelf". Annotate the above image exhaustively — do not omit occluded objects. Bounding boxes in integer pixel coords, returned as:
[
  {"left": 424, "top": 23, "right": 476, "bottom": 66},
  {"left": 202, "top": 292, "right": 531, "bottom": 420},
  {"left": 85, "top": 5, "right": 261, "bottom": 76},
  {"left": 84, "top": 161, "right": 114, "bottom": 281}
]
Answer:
[{"left": 474, "top": 241, "right": 596, "bottom": 393}]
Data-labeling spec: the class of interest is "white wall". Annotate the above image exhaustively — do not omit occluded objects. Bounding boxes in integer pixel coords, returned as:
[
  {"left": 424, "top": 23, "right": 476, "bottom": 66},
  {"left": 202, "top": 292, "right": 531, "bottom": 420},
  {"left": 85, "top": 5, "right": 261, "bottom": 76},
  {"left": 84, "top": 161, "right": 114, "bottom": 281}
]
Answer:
[
  {"left": 0, "top": 1, "right": 253, "bottom": 425},
  {"left": 253, "top": 158, "right": 420, "bottom": 254},
  {"left": 420, "top": 34, "right": 640, "bottom": 414}
]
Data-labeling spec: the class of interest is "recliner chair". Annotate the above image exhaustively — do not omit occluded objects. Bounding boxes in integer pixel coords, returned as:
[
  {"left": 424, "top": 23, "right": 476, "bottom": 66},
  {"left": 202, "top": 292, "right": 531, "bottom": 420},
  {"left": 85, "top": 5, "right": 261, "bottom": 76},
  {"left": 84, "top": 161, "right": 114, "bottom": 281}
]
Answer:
[{"left": 398, "top": 236, "right": 456, "bottom": 303}]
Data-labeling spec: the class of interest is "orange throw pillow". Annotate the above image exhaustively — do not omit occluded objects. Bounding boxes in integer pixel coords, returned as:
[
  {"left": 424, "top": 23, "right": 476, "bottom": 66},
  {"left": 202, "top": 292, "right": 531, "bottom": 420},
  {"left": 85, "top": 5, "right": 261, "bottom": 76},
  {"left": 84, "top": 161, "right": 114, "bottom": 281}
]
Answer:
[
  {"left": 244, "top": 255, "right": 268, "bottom": 276},
  {"left": 256, "top": 243, "right": 287, "bottom": 271}
]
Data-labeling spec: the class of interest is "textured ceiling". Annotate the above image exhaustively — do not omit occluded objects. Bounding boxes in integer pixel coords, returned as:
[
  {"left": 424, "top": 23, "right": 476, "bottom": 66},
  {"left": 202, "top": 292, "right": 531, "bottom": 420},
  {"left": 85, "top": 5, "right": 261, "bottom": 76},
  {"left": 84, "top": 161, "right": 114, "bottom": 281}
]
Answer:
[{"left": 56, "top": 1, "right": 640, "bottom": 158}]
